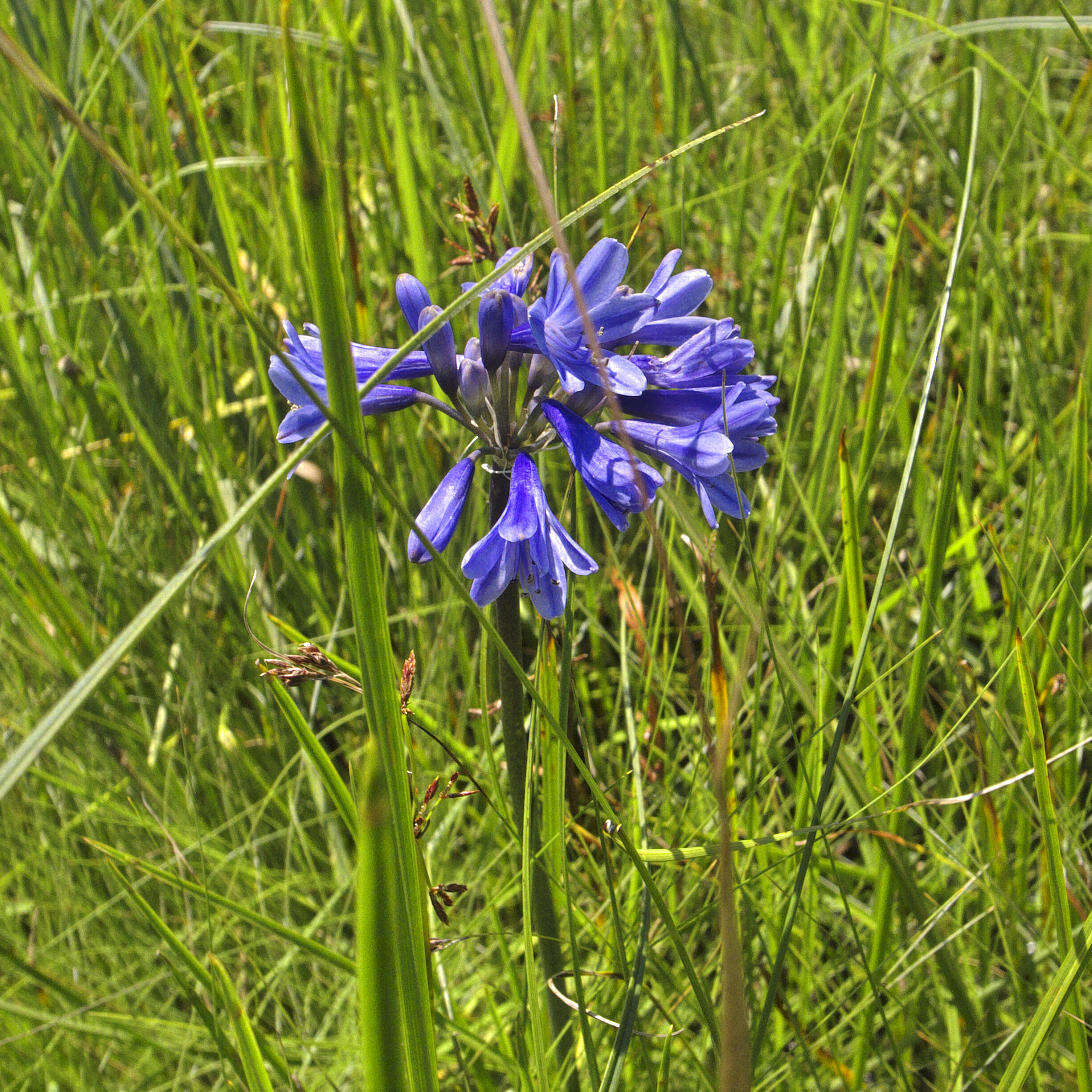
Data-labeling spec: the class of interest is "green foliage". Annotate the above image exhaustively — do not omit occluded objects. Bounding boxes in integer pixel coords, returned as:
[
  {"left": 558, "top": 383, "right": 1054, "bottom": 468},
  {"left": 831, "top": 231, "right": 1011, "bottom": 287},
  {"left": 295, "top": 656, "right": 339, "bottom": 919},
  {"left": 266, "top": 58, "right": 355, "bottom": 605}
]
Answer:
[{"left": 0, "top": 1, "right": 1088, "bottom": 1087}]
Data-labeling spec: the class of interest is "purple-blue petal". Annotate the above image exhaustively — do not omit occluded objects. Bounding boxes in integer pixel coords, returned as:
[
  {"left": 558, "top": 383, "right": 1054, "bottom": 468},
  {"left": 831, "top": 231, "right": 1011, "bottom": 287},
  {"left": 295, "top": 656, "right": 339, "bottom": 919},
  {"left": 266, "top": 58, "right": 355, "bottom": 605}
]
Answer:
[
  {"left": 496, "top": 454, "right": 546, "bottom": 541},
  {"left": 408, "top": 455, "right": 478, "bottom": 563},
  {"left": 654, "top": 269, "right": 713, "bottom": 319},
  {"left": 639, "top": 320, "right": 755, "bottom": 387},
  {"left": 462, "top": 525, "right": 508, "bottom": 580},
  {"left": 276, "top": 403, "right": 326, "bottom": 444},
  {"left": 633, "top": 316, "right": 716, "bottom": 346},
  {"left": 459, "top": 453, "right": 598, "bottom": 618},
  {"left": 350, "top": 345, "right": 434, "bottom": 380},
  {"left": 588, "top": 291, "right": 658, "bottom": 346},
  {"left": 643, "top": 249, "right": 682, "bottom": 296},
  {"left": 542, "top": 399, "right": 662, "bottom": 528},
  {"left": 612, "top": 414, "right": 734, "bottom": 477},
  {"left": 492, "top": 247, "right": 534, "bottom": 297},
  {"left": 269, "top": 358, "right": 321, "bottom": 407},
  {"left": 551, "top": 239, "right": 630, "bottom": 320},
  {"left": 546, "top": 511, "right": 598, "bottom": 576},
  {"left": 618, "top": 388, "right": 728, "bottom": 426}
]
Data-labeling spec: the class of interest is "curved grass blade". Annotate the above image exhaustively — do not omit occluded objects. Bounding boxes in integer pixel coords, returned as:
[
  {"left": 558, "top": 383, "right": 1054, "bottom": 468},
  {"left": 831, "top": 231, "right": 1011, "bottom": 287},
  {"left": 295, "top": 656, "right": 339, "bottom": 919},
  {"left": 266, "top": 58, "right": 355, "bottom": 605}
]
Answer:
[
  {"left": 87, "top": 840, "right": 355, "bottom": 975},
  {"left": 1015, "top": 631, "right": 1090, "bottom": 1087},
  {"left": 0, "top": 436, "right": 320, "bottom": 804},
  {"left": 267, "top": 677, "right": 357, "bottom": 840},
  {"left": 996, "top": 919, "right": 1092, "bottom": 1092},
  {"left": 207, "top": 954, "right": 278, "bottom": 1092}
]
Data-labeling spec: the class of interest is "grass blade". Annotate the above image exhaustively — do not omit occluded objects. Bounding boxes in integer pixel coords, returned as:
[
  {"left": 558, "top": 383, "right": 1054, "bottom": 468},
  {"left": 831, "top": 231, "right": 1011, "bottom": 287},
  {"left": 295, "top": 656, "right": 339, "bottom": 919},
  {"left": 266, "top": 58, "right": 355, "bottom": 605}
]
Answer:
[
  {"left": 207, "top": 954, "right": 277, "bottom": 1092},
  {"left": 997, "top": 920, "right": 1092, "bottom": 1092},
  {"left": 266, "top": 677, "right": 357, "bottom": 839},
  {"left": 282, "top": 20, "right": 437, "bottom": 1087}
]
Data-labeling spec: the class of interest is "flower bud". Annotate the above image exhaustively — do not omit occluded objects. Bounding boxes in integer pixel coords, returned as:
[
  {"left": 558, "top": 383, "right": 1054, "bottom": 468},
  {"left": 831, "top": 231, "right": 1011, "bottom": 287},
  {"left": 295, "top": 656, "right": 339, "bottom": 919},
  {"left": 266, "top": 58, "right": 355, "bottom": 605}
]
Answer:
[
  {"left": 565, "top": 386, "right": 605, "bottom": 418},
  {"left": 526, "top": 353, "right": 555, "bottom": 396},
  {"left": 395, "top": 273, "right": 432, "bottom": 331},
  {"left": 459, "top": 357, "right": 491, "bottom": 417},
  {"left": 478, "top": 290, "right": 515, "bottom": 373},
  {"left": 418, "top": 304, "right": 459, "bottom": 400},
  {"left": 408, "top": 454, "right": 478, "bottom": 563}
]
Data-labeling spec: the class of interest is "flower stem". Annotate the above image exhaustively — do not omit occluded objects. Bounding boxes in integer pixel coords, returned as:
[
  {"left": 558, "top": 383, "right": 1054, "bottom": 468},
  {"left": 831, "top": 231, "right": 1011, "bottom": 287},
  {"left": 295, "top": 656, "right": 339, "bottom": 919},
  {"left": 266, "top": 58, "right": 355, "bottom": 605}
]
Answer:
[{"left": 489, "top": 470, "right": 575, "bottom": 1081}]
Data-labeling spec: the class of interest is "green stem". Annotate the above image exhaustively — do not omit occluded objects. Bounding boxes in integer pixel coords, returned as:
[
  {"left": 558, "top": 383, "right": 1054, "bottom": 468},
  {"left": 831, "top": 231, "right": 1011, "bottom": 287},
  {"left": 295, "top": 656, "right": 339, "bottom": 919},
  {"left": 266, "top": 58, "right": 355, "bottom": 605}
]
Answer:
[{"left": 489, "top": 470, "right": 575, "bottom": 1082}]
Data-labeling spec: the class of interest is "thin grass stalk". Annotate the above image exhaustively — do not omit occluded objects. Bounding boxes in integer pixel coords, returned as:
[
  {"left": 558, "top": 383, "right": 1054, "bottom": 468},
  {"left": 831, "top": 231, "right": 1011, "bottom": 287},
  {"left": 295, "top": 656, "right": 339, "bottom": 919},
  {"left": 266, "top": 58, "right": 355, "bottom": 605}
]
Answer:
[
  {"left": 854, "top": 398, "right": 965, "bottom": 1083},
  {"left": 106, "top": 862, "right": 247, "bottom": 1085},
  {"left": 207, "top": 954, "right": 278, "bottom": 1092},
  {"left": 554, "top": 600, "right": 601, "bottom": 1086},
  {"left": 1063, "top": 378, "right": 1088, "bottom": 802},
  {"left": 997, "top": 916, "right": 1092, "bottom": 1092},
  {"left": 598, "top": 609, "right": 653, "bottom": 1090},
  {"left": 711, "top": 605, "right": 751, "bottom": 1090},
  {"left": 282, "top": 16, "right": 436, "bottom": 1088},
  {"left": 89, "top": 840, "right": 355, "bottom": 973}
]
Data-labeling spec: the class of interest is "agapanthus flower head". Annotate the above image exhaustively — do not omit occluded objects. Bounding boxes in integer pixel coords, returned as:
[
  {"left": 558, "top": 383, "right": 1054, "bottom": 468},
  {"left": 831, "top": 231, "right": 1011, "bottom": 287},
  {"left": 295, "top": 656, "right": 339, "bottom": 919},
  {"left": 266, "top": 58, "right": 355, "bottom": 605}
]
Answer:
[{"left": 270, "top": 237, "right": 777, "bottom": 617}]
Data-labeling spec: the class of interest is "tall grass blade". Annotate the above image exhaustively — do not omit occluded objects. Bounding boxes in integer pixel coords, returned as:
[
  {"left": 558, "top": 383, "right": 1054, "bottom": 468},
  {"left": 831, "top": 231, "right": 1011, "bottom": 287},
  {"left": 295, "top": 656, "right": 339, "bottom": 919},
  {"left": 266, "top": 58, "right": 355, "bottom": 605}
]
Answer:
[{"left": 281, "top": 18, "right": 437, "bottom": 1087}]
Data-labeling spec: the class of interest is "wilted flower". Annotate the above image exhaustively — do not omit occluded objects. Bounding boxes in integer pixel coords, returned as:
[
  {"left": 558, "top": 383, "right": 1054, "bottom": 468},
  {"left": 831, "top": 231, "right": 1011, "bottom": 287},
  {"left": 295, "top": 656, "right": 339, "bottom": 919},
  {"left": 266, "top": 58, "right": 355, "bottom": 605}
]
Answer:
[{"left": 270, "top": 238, "right": 777, "bottom": 618}]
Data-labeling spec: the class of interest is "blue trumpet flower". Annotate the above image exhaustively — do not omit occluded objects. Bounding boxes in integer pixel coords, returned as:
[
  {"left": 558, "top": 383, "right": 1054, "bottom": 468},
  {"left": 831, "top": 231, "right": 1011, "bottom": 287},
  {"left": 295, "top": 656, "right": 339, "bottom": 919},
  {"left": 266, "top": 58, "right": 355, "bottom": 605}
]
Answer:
[
  {"left": 461, "top": 455, "right": 596, "bottom": 619},
  {"left": 407, "top": 454, "right": 479, "bottom": 563},
  {"left": 541, "top": 400, "right": 663, "bottom": 530},
  {"left": 269, "top": 322, "right": 425, "bottom": 443}
]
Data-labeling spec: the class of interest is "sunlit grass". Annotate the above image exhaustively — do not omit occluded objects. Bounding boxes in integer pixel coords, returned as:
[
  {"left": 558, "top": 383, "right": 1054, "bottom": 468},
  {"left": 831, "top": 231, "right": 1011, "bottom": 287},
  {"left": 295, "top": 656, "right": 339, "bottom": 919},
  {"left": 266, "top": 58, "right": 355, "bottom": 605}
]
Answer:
[{"left": 0, "top": 1, "right": 1088, "bottom": 1087}]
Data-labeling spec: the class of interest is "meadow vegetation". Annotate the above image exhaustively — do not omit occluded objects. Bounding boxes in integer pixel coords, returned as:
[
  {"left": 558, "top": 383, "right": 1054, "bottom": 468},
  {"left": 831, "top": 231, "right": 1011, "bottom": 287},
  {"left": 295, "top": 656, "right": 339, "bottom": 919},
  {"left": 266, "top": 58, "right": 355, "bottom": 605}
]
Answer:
[{"left": 0, "top": 1, "right": 1089, "bottom": 1087}]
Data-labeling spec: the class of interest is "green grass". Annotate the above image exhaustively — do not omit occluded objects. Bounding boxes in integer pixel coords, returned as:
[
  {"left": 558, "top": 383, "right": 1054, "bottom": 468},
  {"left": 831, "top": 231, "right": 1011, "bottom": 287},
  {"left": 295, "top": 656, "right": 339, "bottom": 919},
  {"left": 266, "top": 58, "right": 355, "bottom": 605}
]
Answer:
[{"left": 0, "top": 1, "right": 1089, "bottom": 1087}]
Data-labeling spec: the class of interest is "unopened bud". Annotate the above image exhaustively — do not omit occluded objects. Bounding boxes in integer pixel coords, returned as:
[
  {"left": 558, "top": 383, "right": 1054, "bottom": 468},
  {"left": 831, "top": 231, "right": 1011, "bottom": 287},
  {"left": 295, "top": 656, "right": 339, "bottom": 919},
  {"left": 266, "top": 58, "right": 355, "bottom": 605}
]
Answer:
[
  {"left": 526, "top": 353, "right": 555, "bottom": 396},
  {"left": 459, "top": 357, "right": 490, "bottom": 416},
  {"left": 395, "top": 274, "right": 432, "bottom": 331},
  {"left": 478, "top": 291, "right": 515, "bottom": 372},
  {"left": 418, "top": 304, "right": 459, "bottom": 400},
  {"left": 565, "top": 386, "right": 605, "bottom": 418}
]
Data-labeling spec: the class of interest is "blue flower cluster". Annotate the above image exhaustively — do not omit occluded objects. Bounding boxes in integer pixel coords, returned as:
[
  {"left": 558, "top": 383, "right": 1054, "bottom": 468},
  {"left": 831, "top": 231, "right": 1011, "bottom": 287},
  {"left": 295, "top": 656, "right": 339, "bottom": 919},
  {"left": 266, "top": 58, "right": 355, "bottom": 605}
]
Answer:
[{"left": 270, "top": 239, "right": 777, "bottom": 618}]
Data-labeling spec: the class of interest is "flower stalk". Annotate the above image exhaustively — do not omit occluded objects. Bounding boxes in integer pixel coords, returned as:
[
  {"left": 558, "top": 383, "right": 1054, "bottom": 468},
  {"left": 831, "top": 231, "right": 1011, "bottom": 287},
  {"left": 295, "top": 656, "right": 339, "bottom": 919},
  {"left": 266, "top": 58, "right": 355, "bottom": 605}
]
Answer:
[{"left": 489, "top": 470, "right": 574, "bottom": 1073}]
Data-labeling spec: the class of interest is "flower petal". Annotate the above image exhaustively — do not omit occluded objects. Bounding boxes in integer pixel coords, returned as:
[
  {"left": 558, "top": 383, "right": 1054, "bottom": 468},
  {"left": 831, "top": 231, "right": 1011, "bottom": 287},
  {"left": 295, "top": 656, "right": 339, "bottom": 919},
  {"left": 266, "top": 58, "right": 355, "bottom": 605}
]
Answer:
[
  {"left": 408, "top": 455, "right": 478, "bottom": 563},
  {"left": 654, "top": 268, "right": 713, "bottom": 319},
  {"left": 496, "top": 454, "right": 546, "bottom": 541},
  {"left": 462, "top": 526, "right": 507, "bottom": 579},
  {"left": 547, "top": 512, "right": 598, "bottom": 575},
  {"left": 276, "top": 403, "right": 326, "bottom": 444},
  {"left": 468, "top": 542, "right": 520, "bottom": 606},
  {"left": 643, "top": 249, "right": 682, "bottom": 296},
  {"left": 552, "top": 238, "right": 629, "bottom": 318},
  {"left": 634, "top": 316, "right": 715, "bottom": 346}
]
